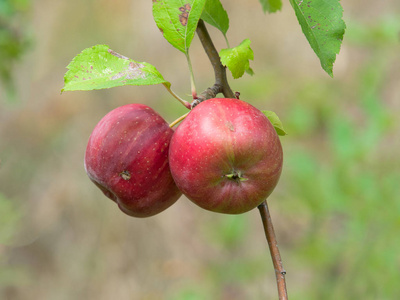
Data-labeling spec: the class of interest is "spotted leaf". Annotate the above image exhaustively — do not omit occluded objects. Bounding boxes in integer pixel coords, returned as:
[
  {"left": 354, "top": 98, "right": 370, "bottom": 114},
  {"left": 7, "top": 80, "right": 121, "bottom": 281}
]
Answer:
[
  {"left": 62, "top": 45, "right": 170, "bottom": 92},
  {"left": 152, "top": 0, "right": 206, "bottom": 53},
  {"left": 289, "top": 0, "right": 346, "bottom": 77}
]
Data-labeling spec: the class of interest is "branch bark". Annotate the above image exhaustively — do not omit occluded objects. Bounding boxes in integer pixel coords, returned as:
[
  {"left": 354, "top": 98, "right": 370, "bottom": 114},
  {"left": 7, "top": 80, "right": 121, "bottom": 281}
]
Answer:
[
  {"left": 258, "top": 201, "right": 288, "bottom": 300},
  {"left": 194, "top": 20, "right": 234, "bottom": 107}
]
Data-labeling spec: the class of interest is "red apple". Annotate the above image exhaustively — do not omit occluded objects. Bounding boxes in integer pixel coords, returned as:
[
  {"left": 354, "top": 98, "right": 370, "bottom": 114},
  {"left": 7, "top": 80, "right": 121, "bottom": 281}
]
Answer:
[
  {"left": 169, "top": 98, "right": 283, "bottom": 214},
  {"left": 84, "top": 104, "right": 181, "bottom": 217}
]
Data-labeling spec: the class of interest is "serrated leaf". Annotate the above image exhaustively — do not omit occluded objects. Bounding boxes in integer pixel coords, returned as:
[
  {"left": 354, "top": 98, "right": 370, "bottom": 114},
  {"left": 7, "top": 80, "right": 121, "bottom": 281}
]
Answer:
[
  {"left": 289, "top": 0, "right": 346, "bottom": 77},
  {"left": 245, "top": 67, "right": 254, "bottom": 76},
  {"left": 259, "top": 0, "right": 282, "bottom": 13},
  {"left": 152, "top": 0, "right": 206, "bottom": 53},
  {"left": 262, "top": 110, "right": 287, "bottom": 136},
  {"left": 62, "top": 45, "right": 169, "bottom": 92},
  {"left": 201, "top": 0, "right": 229, "bottom": 36},
  {"left": 219, "top": 39, "right": 254, "bottom": 79}
]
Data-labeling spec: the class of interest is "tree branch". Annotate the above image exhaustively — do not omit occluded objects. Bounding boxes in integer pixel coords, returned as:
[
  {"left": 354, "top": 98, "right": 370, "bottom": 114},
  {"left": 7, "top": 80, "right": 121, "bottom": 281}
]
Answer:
[
  {"left": 258, "top": 201, "right": 288, "bottom": 300},
  {"left": 194, "top": 19, "right": 234, "bottom": 107}
]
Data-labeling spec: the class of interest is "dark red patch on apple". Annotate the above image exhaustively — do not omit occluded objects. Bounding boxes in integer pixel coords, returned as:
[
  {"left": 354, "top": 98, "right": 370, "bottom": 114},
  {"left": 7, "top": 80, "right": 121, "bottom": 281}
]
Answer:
[{"left": 85, "top": 104, "right": 181, "bottom": 217}]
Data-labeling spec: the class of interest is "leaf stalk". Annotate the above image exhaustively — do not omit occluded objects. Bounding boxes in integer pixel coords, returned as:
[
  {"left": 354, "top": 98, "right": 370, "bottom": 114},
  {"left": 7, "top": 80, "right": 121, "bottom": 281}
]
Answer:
[
  {"left": 163, "top": 83, "right": 191, "bottom": 109},
  {"left": 185, "top": 51, "right": 197, "bottom": 99}
]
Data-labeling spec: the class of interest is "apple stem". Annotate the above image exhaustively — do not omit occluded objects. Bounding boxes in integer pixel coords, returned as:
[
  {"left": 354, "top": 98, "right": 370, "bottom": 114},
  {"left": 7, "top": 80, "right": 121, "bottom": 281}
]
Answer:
[
  {"left": 258, "top": 201, "right": 288, "bottom": 300},
  {"left": 169, "top": 112, "right": 189, "bottom": 128},
  {"left": 163, "top": 83, "right": 191, "bottom": 109}
]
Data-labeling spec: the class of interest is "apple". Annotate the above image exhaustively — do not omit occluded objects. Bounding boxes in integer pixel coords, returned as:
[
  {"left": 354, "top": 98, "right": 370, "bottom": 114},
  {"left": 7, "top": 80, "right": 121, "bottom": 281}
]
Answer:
[
  {"left": 84, "top": 104, "right": 181, "bottom": 217},
  {"left": 169, "top": 98, "right": 283, "bottom": 214}
]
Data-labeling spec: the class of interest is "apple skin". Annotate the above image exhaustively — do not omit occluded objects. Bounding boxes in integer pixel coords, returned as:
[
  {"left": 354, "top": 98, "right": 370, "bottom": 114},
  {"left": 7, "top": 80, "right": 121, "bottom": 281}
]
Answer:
[
  {"left": 169, "top": 98, "right": 283, "bottom": 214},
  {"left": 84, "top": 104, "right": 181, "bottom": 217}
]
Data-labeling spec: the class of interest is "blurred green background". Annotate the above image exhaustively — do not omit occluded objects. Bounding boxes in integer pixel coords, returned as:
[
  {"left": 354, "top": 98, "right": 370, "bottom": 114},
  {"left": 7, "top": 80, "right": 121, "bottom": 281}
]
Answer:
[{"left": 1, "top": 0, "right": 399, "bottom": 299}]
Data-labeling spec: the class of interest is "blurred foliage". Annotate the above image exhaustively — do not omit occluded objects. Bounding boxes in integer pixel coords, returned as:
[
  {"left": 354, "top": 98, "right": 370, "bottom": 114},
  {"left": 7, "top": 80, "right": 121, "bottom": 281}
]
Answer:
[
  {"left": 0, "top": 193, "right": 23, "bottom": 245},
  {"left": 0, "top": 0, "right": 31, "bottom": 101},
  {"left": 0, "top": 1, "right": 399, "bottom": 299},
  {"left": 280, "top": 15, "right": 400, "bottom": 300}
]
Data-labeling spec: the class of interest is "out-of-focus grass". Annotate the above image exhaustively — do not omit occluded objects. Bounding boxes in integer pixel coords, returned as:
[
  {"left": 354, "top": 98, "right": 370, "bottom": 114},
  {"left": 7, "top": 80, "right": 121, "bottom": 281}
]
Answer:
[{"left": 1, "top": 1, "right": 399, "bottom": 299}]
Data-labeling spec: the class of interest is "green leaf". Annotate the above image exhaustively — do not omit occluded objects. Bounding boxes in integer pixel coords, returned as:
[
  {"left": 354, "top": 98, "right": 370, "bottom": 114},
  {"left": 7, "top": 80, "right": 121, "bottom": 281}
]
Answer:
[
  {"left": 152, "top": 0, "right": 206, "bottom": 53},
  {"left": 259, "top": 0, "right": 282, "bottom": 13},
  {"left": 62, "top": 45, "right": 170, "bottom": 92},
  {"left": 289, "top": 0, "right": 346, "bottom": 77},
  {"left": 245, "top": 67, "right": 254, "bottom": 76},
  {"left": 201, "top": 0, "right": 229, "bottom": 36},
  {"left": 262, "top": 110, "right": 287, "bottom": 136},
  {"left": 219, "top": 39, "right": 254, "bottom": 79}
]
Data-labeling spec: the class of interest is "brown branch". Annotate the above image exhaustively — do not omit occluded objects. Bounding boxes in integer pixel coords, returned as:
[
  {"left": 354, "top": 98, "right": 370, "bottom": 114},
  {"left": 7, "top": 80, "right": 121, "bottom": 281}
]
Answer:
[
  {"left": 191, "top": 84, "right": 221, "bottom": 107},
  {"left": 194, "top": 19, "right": 234, "bottom": 107},
  {"left": 258, "top": 201, "right": 288, "bottom": 300}
]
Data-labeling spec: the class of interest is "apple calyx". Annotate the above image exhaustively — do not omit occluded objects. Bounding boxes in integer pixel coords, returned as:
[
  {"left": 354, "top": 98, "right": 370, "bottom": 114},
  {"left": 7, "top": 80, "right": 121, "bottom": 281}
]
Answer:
[
  {"left": 119, "top": 170, "right": 131, "bottom": 181},
  {"left": 225, "top": 170, "right": 248, "bottom": 182}
]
